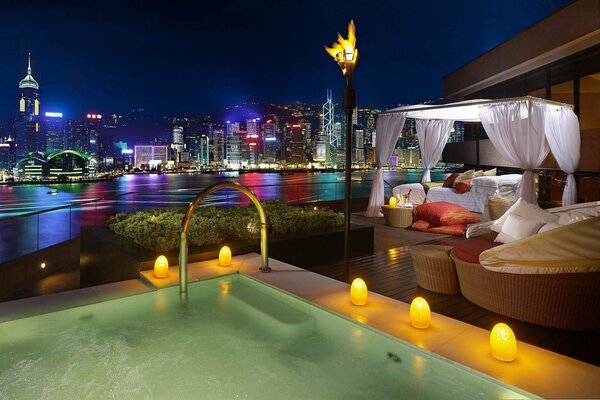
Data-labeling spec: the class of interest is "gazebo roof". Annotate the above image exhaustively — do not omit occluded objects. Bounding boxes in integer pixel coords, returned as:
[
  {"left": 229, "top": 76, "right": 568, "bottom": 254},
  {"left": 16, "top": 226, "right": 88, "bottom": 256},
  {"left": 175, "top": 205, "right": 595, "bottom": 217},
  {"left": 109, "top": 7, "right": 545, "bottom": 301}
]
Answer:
[{"left": 379, "top": 96, "right": 572, "bottom": 122}]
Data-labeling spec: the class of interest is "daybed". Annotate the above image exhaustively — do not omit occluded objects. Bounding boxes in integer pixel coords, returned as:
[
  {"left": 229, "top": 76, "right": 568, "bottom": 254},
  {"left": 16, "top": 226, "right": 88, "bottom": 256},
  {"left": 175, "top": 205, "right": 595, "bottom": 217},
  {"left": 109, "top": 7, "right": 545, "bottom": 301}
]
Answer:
[
  {"left": 366, "top": 97, "right": 580, "bottom": 218},
  {"left": 392, "top": 174, "right": 521, "bottom": 215},
  {"left": 451, "top": 202, "right": 600, "bottom": 332}
]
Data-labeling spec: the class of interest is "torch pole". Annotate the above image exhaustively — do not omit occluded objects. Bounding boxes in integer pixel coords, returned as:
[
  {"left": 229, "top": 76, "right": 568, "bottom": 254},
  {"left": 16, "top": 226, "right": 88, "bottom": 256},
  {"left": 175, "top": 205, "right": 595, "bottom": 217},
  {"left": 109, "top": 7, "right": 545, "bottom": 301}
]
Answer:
[{"left": 343, "top": 75, "right": 356, "bottom": 283}]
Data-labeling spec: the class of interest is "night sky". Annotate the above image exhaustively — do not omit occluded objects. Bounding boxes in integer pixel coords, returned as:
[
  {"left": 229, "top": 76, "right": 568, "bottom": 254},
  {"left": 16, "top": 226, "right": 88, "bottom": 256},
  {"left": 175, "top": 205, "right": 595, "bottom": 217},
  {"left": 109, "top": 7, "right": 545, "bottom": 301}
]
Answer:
[{"left": 0, "top": 0, "right": 570, "bottom": 120}]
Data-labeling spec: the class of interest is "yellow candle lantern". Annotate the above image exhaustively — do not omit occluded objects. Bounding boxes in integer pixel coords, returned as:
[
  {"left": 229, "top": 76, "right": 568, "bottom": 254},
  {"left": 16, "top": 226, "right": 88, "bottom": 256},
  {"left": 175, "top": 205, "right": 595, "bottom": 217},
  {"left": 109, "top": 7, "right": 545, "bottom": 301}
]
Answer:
[
  {"left": 350, "top": 278, "right": 368, "bottom": 306},
  {"left": 389, "top": 196, "right": 398, "bottom": 207},
  {"left": 154, "top": 255, "right": 169, "bottom": 278},
  {"left": 410, "top": 297, "right": 431, "bottom": 329},
  {"left": 219, "top": 246, "right": 232, "bottom": 267},
  {"left": 490, "top": 323, "right": 517, "bottom": 362}
]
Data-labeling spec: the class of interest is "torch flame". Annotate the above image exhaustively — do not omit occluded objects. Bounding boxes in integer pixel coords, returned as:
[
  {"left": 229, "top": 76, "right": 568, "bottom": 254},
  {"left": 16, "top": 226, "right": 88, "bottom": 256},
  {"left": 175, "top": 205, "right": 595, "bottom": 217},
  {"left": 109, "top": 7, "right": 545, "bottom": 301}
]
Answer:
[{"left": 325, "top": 20, "right": 358, "bottom": 76}]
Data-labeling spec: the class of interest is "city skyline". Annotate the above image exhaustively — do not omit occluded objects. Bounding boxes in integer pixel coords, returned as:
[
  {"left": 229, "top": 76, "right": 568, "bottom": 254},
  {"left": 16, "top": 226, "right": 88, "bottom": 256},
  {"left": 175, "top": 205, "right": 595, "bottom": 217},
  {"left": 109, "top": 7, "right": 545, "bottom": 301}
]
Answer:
[{"left": 0, "top": 0, "right": 570, "bottom": 120}]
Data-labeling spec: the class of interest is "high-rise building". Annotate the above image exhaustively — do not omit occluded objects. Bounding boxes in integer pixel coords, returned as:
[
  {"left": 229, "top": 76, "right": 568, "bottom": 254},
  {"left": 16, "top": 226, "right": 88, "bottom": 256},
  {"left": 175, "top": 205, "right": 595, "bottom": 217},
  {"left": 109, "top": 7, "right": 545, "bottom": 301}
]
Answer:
[
  {"left": 353, "top": 128, "right": 365, "bottom": 165},
  {"left": 300, "top": 122, "right": 312, "bottom": 162},
  {"left": 198, "top": 134, "right": 210, "bottom": 166},
  {"left": 261, "top": 121, "right": 277, "bottom": 163},
  {"left": 289, "top": 124, "right": 305, "bottom": 164},
  {"left": 241, "top": 132, "right": 258, "bottom": 165},
  {"left": 225, "top": 134, "right": 241, "bottom": 169},
  {"left": 0, "top": 137, "right": 16, "bottom": 170},
  {"left": 84, "top": 113, "right": 103, "bottom": 158},
  {"left": 246, "top": 118, "right": 259, "bottom": 135},
  {"left": 211, "top": 129, "right": 225, "bottom": 164},
  {"left": 322, "top": 90, "right": 335, "bottom": 147},
  {"left": 43, "top": 112, "right": 65, "bottom": 153},
  {"left": 66, "top": 119, "right": 88, "bottom": 153},
  {"left": 332, "top": 122, "right": 342, "bottom": 150},
  {"left": 15, "top": 54, "right": 43, "bottom": 158},
  {"left": 226, "top": 121, "right": 240, "bottom": 136},
  {"left": 172, "top": 125, "right": 184, "bottom": 163}
]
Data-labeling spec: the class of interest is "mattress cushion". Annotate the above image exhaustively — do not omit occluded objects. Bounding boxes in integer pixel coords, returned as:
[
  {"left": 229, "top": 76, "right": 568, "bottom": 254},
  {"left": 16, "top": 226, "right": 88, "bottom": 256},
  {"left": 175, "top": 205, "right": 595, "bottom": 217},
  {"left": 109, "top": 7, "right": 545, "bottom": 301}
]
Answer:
[{"left": 453, "top": 238, "right": 501, "bottom": 264}]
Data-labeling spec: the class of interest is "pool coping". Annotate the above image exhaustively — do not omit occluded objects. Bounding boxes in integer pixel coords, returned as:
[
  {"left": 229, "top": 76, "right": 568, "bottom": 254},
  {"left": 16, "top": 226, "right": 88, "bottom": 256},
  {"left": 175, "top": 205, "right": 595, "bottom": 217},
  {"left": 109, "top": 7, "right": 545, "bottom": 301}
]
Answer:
[{"left": 1, "top": 253, "right": 599, "bottom": 399}]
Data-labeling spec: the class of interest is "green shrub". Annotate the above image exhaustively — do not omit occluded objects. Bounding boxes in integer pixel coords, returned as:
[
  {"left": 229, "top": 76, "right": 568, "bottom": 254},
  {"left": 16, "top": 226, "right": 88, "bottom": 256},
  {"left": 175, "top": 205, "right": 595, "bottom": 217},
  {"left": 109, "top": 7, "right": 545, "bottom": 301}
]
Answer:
[{"left": 107, "top": 201, "right": 343, "bottom": 251}]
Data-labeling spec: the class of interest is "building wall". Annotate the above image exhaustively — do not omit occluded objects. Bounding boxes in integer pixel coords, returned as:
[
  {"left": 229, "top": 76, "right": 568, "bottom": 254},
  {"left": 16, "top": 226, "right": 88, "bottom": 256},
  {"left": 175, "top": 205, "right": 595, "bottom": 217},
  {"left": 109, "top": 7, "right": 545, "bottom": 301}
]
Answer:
[
  {"left": 444, "top": 0, "right": 600, "bottom": 99},
  {"left": 442, "top": 0, "right": 600, "bottom": 180}
]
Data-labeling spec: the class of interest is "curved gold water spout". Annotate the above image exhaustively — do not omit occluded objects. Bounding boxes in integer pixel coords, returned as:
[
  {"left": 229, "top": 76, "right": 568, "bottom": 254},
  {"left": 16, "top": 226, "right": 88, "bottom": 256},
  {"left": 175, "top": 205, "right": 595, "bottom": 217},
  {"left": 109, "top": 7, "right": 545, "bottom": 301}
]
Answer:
[{"left": 179, "top": 182, "right": 270, "bottom": 298}]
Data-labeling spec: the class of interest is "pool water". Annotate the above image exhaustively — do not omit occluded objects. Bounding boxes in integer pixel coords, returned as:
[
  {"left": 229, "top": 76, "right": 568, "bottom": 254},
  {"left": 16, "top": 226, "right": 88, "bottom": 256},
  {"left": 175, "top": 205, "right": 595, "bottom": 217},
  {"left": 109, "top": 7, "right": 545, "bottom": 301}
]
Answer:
[{"left": 0, "top": 275, "right": 535, "bottom": 399}]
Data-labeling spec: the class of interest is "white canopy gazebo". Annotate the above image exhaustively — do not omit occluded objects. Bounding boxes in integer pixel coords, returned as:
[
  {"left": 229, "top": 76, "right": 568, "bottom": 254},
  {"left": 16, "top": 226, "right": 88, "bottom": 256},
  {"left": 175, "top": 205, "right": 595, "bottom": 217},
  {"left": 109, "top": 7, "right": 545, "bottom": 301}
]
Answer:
[{"left": 365, "top": 96, "right": 581, "bottom": 217}]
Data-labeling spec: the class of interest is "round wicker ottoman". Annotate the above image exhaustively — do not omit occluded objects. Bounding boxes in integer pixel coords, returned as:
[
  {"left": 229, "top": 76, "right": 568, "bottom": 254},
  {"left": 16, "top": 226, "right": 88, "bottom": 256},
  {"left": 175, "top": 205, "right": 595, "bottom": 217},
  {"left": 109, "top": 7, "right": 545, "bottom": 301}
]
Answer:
[
  {"left": 410, "top": 245, "right": 459, "bottom": 294},
  {"left": 382, "top": 205, "right": 413, "bottom": 228}
]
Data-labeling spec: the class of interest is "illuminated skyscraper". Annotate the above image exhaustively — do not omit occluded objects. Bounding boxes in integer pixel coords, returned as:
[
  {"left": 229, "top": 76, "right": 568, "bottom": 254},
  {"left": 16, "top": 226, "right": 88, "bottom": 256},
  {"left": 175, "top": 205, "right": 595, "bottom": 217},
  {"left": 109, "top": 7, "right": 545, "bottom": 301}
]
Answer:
[
  {"left": 66, "top": 119, "right": 87, "bottom": 153},
  {"left": 0, "top": 137, "right": 16, "bottom": 170},
  {"left": 212, "top": 129, "right": 225, "bottom": 164},
  {"left": 322, "top": 90, "right": 336, "bottom": 147},
  {"left": 172, "top": 125, "right": 184, "bottom": 163},
  {"left": 261, "top": 121, "right": 277, "bottom": 163},
  {"left": 246, "top": 118, "right": 259, "bottom": 135},
  {"left": 226, "top": 121, "right": 240, "bottom": 136},
  {"left": 289, "top": 124, "right": 305, "bottom": 164},
  {"left": 15, "top": 53, "right": 42, "bottom": 158},
  {"left": 332, "top": 122, "right": 342, "bottom": 150},
  {"left": 43, "top": 112, "right": 65, "bottom": 153}
]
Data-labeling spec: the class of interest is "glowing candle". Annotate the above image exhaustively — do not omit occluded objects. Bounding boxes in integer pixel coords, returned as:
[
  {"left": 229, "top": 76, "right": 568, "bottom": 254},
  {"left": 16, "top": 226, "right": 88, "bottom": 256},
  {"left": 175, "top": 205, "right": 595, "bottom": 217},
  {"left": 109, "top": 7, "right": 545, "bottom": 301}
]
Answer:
[
  {"left": 219, "top": 246, "right": 232, "bottom": 267},
  {"left": 154, "top": 255, "right": 169, "bottom": 278},
  {"left": 389, "top": 196, "right": 398, "bottom": 207},
  {"left": 490, "top": 323, "right": 517, "bottom": 362},
  {"left": 410, "top": 297, "right": 431, "bottom": 329},
  {"left": 351, "top": 278, "right": 368, "bottom": 306}
]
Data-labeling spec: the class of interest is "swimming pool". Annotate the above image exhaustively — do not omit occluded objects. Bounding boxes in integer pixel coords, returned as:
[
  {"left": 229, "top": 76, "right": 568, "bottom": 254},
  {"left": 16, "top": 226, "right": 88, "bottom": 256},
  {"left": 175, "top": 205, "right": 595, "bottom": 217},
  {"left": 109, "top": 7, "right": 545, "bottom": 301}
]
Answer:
[{"left": 0, "top": 274, "right": 535, "bottom": 399}]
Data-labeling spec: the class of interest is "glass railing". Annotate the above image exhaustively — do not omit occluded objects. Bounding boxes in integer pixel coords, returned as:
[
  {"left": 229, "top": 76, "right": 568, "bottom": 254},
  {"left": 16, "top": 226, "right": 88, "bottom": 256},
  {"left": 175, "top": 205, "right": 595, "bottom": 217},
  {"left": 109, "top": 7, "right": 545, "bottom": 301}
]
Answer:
[{"left": 0, "top": 180, "right": 380, "bottom": 264}]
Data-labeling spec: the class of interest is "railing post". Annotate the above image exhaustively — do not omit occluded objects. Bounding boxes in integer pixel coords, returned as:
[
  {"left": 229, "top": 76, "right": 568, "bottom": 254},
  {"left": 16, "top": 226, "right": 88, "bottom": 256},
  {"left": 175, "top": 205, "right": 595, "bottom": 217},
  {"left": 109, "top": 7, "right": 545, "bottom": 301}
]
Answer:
[{"left": 36, "top": 213, "right": 40, "bottom": 251}]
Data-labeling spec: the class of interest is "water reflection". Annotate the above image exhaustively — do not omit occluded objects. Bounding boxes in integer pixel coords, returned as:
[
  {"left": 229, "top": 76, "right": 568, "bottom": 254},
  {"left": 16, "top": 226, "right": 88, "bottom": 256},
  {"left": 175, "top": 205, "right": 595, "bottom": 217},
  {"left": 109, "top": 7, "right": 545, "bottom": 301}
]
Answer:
[{"left": 0, "top": 170, "right": 445, "bottom": 263}]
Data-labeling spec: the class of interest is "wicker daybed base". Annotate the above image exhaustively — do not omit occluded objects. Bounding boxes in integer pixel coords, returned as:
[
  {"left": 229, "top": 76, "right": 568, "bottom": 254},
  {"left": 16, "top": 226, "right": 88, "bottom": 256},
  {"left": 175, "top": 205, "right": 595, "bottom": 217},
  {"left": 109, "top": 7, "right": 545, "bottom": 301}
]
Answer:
[{"left": 450, "top": 251, "right": 600, "bottom": 332}]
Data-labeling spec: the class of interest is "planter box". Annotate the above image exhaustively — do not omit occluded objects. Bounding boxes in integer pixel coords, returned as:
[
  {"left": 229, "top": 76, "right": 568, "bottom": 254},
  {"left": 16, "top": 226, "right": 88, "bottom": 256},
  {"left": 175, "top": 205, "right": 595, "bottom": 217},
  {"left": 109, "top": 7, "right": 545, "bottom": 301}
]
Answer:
[{"left": 80, "top": 224, "right": 374, "bottom": 287}]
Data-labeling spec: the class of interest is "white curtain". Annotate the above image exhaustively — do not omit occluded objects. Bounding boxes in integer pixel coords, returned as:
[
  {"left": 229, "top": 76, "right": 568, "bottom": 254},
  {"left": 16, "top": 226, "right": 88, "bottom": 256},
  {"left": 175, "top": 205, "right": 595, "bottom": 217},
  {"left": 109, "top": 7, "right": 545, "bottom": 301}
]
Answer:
[
  {"left": 416, "top": 119, "right": 454, "bottom": 182},
  {"left": 544, "top": 107, "right": 580, "bottom": 206},
  {"left": 479, "top": 100, "right": 549, "bottom": 204},
  {"left": 365, "top": 113, "right": 407, "bottom": 217}
]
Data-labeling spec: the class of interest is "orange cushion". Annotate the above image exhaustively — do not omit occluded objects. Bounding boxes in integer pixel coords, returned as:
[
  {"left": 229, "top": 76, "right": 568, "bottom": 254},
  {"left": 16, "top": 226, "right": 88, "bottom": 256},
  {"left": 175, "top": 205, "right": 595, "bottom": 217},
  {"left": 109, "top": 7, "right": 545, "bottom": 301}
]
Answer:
[
  {"left": 413, "top": 201, "right": 480, "bottom": 226},
  {"left": 442, "top": 173, "right": 460, "bottom": 188},
  {"left": 452, "top": 238, "right": 501, "bottom": 264},
  {"left": 412, "top": 220, "right": 466, "bottom": 236},
  {"left": 455, "top": 179, "right": 471, "bottom": 194}
]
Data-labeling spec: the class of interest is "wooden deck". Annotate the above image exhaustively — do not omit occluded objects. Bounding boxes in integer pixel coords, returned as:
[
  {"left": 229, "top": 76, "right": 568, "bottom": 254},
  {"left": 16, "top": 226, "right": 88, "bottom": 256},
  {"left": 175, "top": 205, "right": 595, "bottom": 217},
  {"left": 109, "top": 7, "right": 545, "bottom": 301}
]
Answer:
[{"left": 308, "top": 219, "right": 600, "bottom": 367}]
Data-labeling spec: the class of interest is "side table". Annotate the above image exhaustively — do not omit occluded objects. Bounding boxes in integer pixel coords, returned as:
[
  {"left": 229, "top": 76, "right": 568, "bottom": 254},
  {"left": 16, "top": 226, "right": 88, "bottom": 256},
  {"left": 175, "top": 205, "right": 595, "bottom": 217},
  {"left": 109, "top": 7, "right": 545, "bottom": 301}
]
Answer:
[{"left": 381, "top": 205, "right": 413, "bottom": 228}]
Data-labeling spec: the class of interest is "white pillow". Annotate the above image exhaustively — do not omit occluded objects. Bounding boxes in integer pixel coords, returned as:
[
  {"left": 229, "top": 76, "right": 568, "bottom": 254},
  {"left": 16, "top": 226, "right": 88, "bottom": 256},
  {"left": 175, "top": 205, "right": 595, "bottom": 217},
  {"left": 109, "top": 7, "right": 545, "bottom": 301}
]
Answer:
[
  {"left": 490, "top": 198, "right": 559, "bottom": 233},
  {"left": 495, "top": 213, "right": 545, "bottom": 244},
  {"left": 538, "top": 222, "right": 563, "bottom": 234}
]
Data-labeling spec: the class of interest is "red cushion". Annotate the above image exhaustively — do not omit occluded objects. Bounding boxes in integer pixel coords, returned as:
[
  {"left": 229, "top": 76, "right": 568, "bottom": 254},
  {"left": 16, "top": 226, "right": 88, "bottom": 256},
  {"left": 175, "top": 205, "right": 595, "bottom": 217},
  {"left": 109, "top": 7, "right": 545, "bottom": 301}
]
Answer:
[
  {"left": 411, "top": 219, "right": 466, "bottom": 236},
  {"left": 452, "top": 238, "right": 501, "bottom": 264},
  {"left": 412, "top": 201, "right": 480, "bottom": 226},
  {"left": 455, "top": 179, "right": 471, "bottom": 194},
  {"left": 442, "top": 173, "right": 460, "bottom": 188}
]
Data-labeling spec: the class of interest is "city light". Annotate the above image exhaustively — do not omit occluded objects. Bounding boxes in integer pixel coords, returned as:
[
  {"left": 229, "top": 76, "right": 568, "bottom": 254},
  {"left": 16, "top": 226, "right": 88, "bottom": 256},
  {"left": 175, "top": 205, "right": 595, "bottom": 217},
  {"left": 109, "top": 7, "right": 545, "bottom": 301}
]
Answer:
[{"left": 45, "top": 112, "right": 63, "bottom": 117}]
